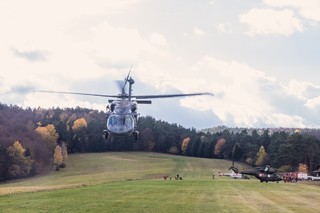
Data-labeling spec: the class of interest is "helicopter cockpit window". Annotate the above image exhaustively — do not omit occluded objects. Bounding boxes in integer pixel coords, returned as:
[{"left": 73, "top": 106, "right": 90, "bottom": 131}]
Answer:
[{"left": 107, "top": 115, "right": 134, "bottom": 134}]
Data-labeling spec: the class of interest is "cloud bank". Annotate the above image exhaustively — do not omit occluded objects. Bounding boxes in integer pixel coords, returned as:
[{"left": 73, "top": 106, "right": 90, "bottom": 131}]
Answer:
[{"left": 1, "top": 0, "right": 320, "bottom": 129}]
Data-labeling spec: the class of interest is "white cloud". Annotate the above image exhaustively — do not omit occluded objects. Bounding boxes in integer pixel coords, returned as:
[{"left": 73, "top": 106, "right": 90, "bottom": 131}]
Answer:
[
  {"left": 0, "top": 0, "right": 141, "bottom": 84},
  {"left": 1, "top": 0, "right": 320, "bottom": 129},
  {"left": 263, "top": 0, "right": 320, "bottom": 22},
  {"left": 23, "top": 92, "right": 106, "bottom": 112},
  {"left": 239, "top": 8, "right": 303, "bottom": 36},
  {"left": 147, "top": 33, "right": 167, "bottom": 46},
  {"left": 180, "top": 56, "right": 277, "bottom": 127},
  {"left": 90, "top": 22, "right": 143, "bottom": 64},
  {"left": 305, "top": 96, "right": 320, "bottom": 109},
  {"left": 194, "top": 27, "right": 205, "bottom": 36},
  {"left": 209, "top": 1, "right": 216, "bottom": 6},
  {"left": 88, "top": 24, "right": 169, "bottom": 69},
  {"left": 272, "top": 113, "right": 306, "bottom": 127},
  {"left": 216, "top": 24, "right": 226, "bottom": 33},
  {"left": 0, "top": 0, "right": 169, "bottom": 108},
  {"left": 130, "top": 53, "right": 320, "bottom": 127},
  {"left": 165, "top": 56, "right": 320, "bottom": 128},
  {"left": 285, "top": 79, "right": 320, "bottom": 109}
]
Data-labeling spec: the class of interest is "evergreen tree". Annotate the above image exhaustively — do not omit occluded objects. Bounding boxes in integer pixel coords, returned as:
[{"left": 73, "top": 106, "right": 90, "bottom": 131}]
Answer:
[{"left": 0, "top": 146, "right": 9, "bottom": 181}]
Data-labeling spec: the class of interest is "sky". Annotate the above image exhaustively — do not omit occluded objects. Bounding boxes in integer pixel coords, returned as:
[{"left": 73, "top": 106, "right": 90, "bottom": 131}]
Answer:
[{"left": 1, "top": 0, "right": 320, "bottom": 130}]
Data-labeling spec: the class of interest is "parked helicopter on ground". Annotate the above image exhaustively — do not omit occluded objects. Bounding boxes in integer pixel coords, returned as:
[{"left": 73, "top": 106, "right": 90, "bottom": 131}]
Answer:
[
  {"left": 38, "top": 72, "right": 213, "bottom": 140},
  {"left": 229, "top": 165, "right": 282, "bottom": 183}
]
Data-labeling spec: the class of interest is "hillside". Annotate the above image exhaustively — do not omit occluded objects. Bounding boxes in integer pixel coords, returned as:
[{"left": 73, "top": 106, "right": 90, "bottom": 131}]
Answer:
[
  {"left": 1, "top": 152, "right": 320, "bottom": 213},
  {"left": 0, "top": 152, "right": 245, "bottom": 195},
  {"left": 2, "top": 103, "right": 320, "bottom": 183}
]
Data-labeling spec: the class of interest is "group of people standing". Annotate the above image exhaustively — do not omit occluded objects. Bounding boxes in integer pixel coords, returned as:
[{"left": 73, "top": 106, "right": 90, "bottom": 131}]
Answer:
[{"left": 163, "top": 174, "right": 183, "bottom": 180}]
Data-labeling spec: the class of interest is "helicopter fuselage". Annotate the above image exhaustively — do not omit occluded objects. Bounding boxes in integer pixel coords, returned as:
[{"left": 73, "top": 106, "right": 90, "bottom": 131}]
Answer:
[
  {"left": 229, "top": 165, "right": 282, "bottom": 183},
  {"left": 241, "top": 170, "right": 282, "bottom": 183},
  {"left": 105, "top": 99, "right": 138, "bottom": 137},
  {"left": 107, "top": 114, "right": 135, "bottom": 135}
]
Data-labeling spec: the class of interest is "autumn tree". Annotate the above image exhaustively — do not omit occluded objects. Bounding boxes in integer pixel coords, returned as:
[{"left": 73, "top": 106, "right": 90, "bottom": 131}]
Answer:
[
  {"left": 59, "top": 111, "right": 69, "bottom": 123},
  {"left": 47, "top": 124, "right": 59, "bottom": 141},
  {"left": 72, "top": 118, "right": 87, "bottom": 131},
  {"left": 255, "top": 145, "right": 268, "bottom": 166},
  {"left": 69, "top": 118, "right": 88, "bottom": 152},
  {"left": 6, "top": 141, "right": 33, "bottom": 179},
  {"left": 214, "top": 138, "right": 226, "bottom": 158},
  {"left": 53, "top": 145, "right": 63, "bottom": 171},
  {"left": 35, "top": 124, "right": 59, "bottom": 153},
  {"left": 181, "top": 137, "right": 190, "bottom": 155},
  {"left": 298, "top": 163, "right": 308, "bottom": 173}
]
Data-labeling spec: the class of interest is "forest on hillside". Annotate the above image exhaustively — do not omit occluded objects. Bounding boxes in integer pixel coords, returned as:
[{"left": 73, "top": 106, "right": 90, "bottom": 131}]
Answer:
[{"left": 1, "top": 103, "right": 320, "bottom": 182}]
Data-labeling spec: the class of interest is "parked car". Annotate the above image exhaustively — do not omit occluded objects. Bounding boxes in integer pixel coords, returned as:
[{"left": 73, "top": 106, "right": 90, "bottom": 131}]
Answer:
[
  {"left": 307, "top": 176, "right": 320, "bottom": 181},
  {"left": 297, "top": 173, "right": 308, "bottom": 180}
]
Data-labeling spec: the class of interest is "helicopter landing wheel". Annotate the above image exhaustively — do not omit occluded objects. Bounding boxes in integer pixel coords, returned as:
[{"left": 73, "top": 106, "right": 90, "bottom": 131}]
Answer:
[
  {"left": 133, "top": 131, "right": 140, "bottom": 140},
  {"left": 103, "top": 130, "right": 109, "bottom": 140}
]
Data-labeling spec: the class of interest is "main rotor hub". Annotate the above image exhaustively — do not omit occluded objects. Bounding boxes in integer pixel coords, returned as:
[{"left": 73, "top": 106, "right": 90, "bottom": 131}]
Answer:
[{"left": 128, "top": 77, "right": 135, "bottom": 85}]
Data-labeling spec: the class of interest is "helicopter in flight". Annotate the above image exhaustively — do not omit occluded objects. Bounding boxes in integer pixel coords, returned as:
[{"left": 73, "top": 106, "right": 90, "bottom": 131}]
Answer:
[{"left": 38, "top": 72, "right": 213, "bottom": 140}]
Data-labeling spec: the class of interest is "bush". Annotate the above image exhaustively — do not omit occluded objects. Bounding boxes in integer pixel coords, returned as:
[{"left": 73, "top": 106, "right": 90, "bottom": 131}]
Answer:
[
  {"left": 278, "top": 165, "right": 293, "bottom": 173},
  {"left": 59, "top": 162, "right": 66, "bottom": 168},
  {"left": 168, "top": 146, "right": 179, "bottom": 155}
]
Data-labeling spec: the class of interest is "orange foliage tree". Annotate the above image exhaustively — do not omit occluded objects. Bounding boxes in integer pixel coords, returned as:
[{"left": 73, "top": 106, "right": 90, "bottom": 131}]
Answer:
[
  {"left": 6, "top": 141, "right": 33, "bottom": 179},
  {"left": 72, "top": 118, "right": 87, "bottom": 131},
  {"left": 255, "top": 146, "right": 267, "bottom": 166},
  {"left": 298, "top": 163, "right": 308, "bottom": 173},
  {"left": 35, "top": 124, "right": 59, "bottom": 153},
  {"left": 53, "top": 145, "right": 63, "bottom": 170},
  {"left": 181, "top": 137, "right": 190, "bottom": 155},
  {"left": 214, "top": 138, "right": 226, "bottom": 157}
]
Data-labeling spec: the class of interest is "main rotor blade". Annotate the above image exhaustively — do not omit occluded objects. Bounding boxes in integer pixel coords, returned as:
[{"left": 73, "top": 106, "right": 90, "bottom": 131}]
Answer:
[
  {"left": 36, "top": 90, "right": 213, "bottom": 99},
  {"left": 36, "top": 90, "right": 121, "bottom": 98},
  {"left": 122, "top": 65, "right": 133, "bottom": 91},
  {"left": 115, "top": 80, "right": 125, "bottom": 94},
  {"left": 133, "top": 92, "right": 214, "bottom": 99}
]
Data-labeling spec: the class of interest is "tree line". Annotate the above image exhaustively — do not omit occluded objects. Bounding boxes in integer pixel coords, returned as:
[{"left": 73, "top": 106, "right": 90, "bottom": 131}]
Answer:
[{"left": 1, "top": 103, "right": 320, "bottom": 181}]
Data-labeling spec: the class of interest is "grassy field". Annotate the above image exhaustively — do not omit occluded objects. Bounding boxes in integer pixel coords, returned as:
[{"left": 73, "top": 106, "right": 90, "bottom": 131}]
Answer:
[{"left": 0, "top": 152, "right": 319, "bottom": 212}]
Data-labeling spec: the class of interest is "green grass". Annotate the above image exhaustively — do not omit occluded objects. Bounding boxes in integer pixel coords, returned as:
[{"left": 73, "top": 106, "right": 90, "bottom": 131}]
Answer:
[{"left": 0, "top": 152, "right": 319, "bottom": 212}]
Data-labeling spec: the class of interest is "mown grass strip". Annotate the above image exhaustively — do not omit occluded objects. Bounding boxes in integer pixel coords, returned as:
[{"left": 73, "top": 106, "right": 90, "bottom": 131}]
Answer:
[{"left": 1, "top": 152, "right": 319, "bottom": 213}]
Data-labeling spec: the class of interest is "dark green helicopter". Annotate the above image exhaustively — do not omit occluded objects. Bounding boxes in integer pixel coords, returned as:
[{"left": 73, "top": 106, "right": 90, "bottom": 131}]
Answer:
[{"left": 229, "top": 165, "right": 282, "bottom": 183}]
